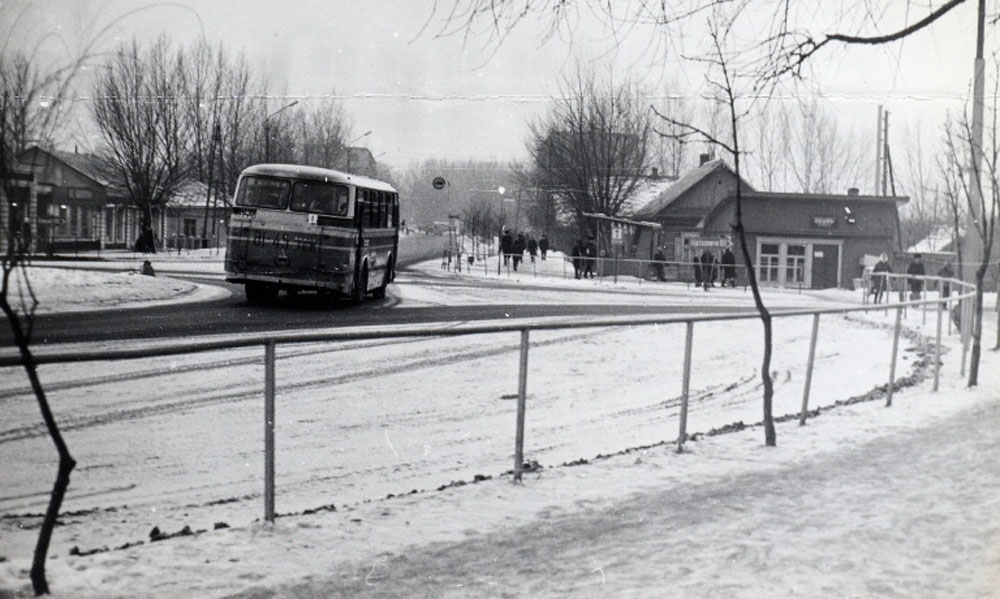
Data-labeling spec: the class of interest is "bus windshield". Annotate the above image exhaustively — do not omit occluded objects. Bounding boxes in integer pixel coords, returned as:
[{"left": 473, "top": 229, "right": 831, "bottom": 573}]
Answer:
[
  {"left": 290, "top": 181, "right": 349, "bottom": 216},
  {"left": 236, "top": 176, "right": 290, "bottom": 209}
]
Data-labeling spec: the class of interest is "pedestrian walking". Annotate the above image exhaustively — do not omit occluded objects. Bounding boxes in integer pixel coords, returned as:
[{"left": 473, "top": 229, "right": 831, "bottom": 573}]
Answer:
[
  {"left": 571, "top": 239, "right": 583, "bottom": 279},
  {"left": 938, "top": 261, "right": 954, "bottom": 300},
  {"left": 721, "top": 246, "right": 736, "bottom": 287},
  {"left": 500, "top": 230, "right": 513, "bottom": 267},
  {"left": 539, "top": 235, "right": 549, "bottom": 260},
  {"left": 872, "top": 253, "right": 892, "bottom": 304},
  {"left": 583, "top": 236, "right": 597, "bottom": 278},
  {"left": 700, "top": 249, "right": 715, "bottom": 291},
  {"left": 527, "top": 235, "right": 538, "bottom": 263},
  {"left": 652, "top": 247, "right": 667, "bottom": 281},
  {"left": 512, "top": 233, "right": 526, "bottom": 271},
  {"left": 692, "top": 254, "right": 702, "bottom": 288},
  {"left": 906, "top": 253, "right": 926, "bottom": 300}
]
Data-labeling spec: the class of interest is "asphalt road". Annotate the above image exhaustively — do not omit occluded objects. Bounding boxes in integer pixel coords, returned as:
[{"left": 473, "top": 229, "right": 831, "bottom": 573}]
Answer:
[
  {"left": 0, "top": 234, "right": 763, "bottom": 345},
  {"left": 6, "top": 274, "right": 762, "bottom": 344}
]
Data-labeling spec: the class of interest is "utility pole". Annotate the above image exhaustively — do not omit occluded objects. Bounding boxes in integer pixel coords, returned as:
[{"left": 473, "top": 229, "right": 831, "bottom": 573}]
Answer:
[
  {"left": 963, "top": 0, "right": 986, "bottom": 284},
  {"left": 874, "top": 105, "right": 883, "bottom": 196}
]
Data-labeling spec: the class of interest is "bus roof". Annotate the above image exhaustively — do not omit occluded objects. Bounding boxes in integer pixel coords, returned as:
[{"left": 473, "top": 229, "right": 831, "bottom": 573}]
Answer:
[{"left": 240, "top": 164, "right": 397, "bottom": 193}]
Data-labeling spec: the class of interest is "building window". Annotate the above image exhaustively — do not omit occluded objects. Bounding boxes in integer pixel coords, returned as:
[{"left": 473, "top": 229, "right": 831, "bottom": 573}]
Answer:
[
  {"left": 760, "top": 243, "right": 780, "bottom": 283},
  {"left": 785, "top": 244, "right": 806, "bottom": 284},
  {"left": 183, "top": 218, "right": 198, "bottom": 237}
]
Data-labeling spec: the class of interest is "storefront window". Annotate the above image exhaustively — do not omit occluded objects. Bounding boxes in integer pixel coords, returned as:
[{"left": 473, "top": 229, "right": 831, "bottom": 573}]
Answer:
[
  {"left": 785, "top": 244, "right": 806, "bottom": 284},
  {"left": 760, "top": 243, "right": 780, "bottom": 282}
]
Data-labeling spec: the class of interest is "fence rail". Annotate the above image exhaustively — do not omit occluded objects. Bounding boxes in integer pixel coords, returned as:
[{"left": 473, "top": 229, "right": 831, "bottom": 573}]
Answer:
[{"left": 0, "top": 275, "right": 977, "bottom": 523}]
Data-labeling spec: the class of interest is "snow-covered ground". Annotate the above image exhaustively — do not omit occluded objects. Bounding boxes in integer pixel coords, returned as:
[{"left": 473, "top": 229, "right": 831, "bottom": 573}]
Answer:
[{"left": 0, "top": 251, "right": 997, "bottom": 598}]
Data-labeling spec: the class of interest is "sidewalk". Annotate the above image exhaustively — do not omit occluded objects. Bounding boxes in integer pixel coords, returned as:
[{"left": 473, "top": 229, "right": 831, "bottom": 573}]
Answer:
[{"left": 278, "top": 396, "right": 1000, "bottom": 599}]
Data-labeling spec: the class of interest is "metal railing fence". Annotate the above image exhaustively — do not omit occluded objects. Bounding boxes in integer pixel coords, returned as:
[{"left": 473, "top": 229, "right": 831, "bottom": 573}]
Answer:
[{"left": 0, "top": 275, "right": 977, "bottom": 523}]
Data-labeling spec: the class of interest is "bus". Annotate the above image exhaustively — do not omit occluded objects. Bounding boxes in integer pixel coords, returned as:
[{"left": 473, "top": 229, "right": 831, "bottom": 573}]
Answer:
[{"left": 225, "top": 164, "right": 400, "bottom": 305}]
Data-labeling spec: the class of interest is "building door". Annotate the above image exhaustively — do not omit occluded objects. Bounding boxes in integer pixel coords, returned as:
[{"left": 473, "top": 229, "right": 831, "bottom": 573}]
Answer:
[{"left": 811, "top": 244, "right": 840, "bottom": 289}]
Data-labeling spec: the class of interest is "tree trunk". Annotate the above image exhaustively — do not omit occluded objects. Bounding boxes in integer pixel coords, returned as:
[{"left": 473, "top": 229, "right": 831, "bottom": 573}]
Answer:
[
  {"left": 135, "top": 204, "right": 157, "bottom": 254},
  {"left": 968, "top": 265, "right": 987, "bottom": 386},
  {"left": 0, "top": 302, "right": 76, "bottom": 596}
]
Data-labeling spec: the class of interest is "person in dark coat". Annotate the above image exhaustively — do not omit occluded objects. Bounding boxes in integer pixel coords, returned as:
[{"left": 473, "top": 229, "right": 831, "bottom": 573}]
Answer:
[
  {"left": 721, "top": 246, "right": 736, "bottom": 287},
  {"left": 527, "top": 236, "right": 539, "bottom": 263},
  {"left": 571, "top": 239, "right": 583, "bottom": 279},
  {"left": 872, "top": 253, "right": 892, "bottom": 304},
  {"left": 500, "top": 230, "right": 513, "bottom": 266},
  {"left": 539, "top": 235, "right": 549, "bottom": 260},
  {"left": 583, "top": 236, "right": 597, "bottom": 278},
  {"left": 700, "top": 249, "right": 715, "bottom": 290},
  {"left": 652, "top": 247, "right": 667, "bottom": 281},
  {"left": 906, "top": 254, "right": 926, "bottom": 299},
  {"left": 692, "top": 255, "right": 702, "bottom": 288},
  {"left": 938, "top": 261, "right": 954, "bottom": 300},
  {"left": 512, "top": 233, "right": 526, "bottom": 271}
]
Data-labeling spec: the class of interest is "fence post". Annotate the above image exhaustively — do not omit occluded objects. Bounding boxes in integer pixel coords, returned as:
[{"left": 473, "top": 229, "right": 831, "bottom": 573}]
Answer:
[
  {"left": 513, "top": 329, "right": 529, "bottom": 482},
  {"left": 678, "top": 321, "right": 694, "bottom": 453},
  {"left": 799, "top": 313, "right": 820, "bottom": 425},
  {"left": 886, "top": 306, "right": 902, "bottom": 407},
  {"left": 264, "top": 340, "right": 276, "bottom": 522},
  {"left": 961, "top": 297, "right": 970, "bottom": 376},
  {"left": 934, "top": 297, "right": 943, "bottom": 391}
]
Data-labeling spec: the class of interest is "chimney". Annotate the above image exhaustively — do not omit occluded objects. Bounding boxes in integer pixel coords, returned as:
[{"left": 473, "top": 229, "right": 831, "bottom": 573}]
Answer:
[
  {"left": 847, "top": 187, "right": 859, "bottom": 196},
  {"left": 699, "top": 153, "right": 711, "bottom": 166}
]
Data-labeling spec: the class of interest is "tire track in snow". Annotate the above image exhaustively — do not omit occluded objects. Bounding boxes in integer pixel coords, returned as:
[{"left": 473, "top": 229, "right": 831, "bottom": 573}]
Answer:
[{"left": 0, "top": 327, "right": 618, "bottom": 443}]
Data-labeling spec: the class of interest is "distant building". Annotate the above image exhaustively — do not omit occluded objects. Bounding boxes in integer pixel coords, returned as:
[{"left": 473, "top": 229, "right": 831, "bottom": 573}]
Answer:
[
  {"left": 0, "top": 158, "right": 39, "bottom": 253},
  {"left": 341, "top": 147, "right": 376, "bottom": 178},
  {"left": 632, "top": 157, "right": 908, "bottom": 289},
  {"left": 18, "top": 146, "right": 230, "bottom": 253},
  {"left": 907, "top": 225, "right": 999, "bottom": 291},
  {"left": 18, "top": 146, "right": 134, "bottom": 252},
  {"left": 160, "top": 180, "right": 231, "bottom": 250}
]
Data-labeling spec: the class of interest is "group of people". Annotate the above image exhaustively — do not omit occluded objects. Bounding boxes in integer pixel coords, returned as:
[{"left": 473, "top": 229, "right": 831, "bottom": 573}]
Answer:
[
  {"left": 499, "top": 231, "right": 549, "bottom": 271},
  {"left": 870, "top": 252, "right": 954, "bottom": 304},
  {"left": 569, "top": 237, "right": 599, "bottom": 279},
  {"left": 692, "top": 247, "right": 737, "bottom": 290}
]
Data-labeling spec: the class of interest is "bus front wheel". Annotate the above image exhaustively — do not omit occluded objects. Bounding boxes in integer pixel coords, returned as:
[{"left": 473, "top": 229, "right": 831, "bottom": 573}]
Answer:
[{"left": 246, "top": 282, "right": 278, "bottom": 306}]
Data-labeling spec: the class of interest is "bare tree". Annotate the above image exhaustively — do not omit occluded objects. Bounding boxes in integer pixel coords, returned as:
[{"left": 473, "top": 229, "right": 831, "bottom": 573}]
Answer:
[
  {"left": 1, "top": 94, "right": 76, "bottom": 597},
  {"left": 527, "top": 66, "right": 652, "bottom": 233},
  {"left": 651, "top": 92, "right": 692, "bottom": 178},
  {"left": 940, "top": 57, "right": 999, "bottom": 385},
  {"left": 747, "top": 101, "right": 791, "bottom": 191},
  {"left": 92, "top": 37, "right": 193, "bottom": 252},
  {"left": 291, "top": 95, "right": 351, "bottom": 169},
  {"left": 654, "top": 16, "right": 777, "bottom": 446}
]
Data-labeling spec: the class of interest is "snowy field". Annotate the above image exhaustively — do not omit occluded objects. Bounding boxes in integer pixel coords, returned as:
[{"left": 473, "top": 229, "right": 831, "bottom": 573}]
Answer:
[{"left": 0, "top": 253, "right": 997, "bottom": 598}]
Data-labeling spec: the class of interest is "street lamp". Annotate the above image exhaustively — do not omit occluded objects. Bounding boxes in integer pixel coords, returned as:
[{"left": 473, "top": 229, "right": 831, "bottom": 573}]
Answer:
[
  {"left": 345, "top": 130, "right": 372, "bottom": 174},
  {"left": 264, "top": 100, "right": 299, "bottom": 162}
]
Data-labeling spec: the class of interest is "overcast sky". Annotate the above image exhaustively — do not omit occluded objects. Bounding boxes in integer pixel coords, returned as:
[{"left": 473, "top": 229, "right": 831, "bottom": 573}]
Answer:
[{"left": 4, "top": 0, "right": 989, "bottom": 171}]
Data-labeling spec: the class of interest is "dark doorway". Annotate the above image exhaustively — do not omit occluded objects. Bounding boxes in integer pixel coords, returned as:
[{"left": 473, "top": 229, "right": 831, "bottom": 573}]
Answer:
[{"left": 811, "top": 244, "right": 840, "bottom": 289}]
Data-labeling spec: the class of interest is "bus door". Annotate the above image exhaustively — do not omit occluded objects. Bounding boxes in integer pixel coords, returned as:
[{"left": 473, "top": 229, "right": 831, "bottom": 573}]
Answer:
[{"left": 354, "top": 189, "right": 367, "bottom": 286}]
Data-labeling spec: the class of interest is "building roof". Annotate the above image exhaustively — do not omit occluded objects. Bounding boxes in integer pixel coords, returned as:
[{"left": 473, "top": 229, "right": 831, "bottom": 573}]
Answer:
[
  {"left": 169, "top": 180, "right": 233, "bottom": 208},
  {"left": 620, "top": 177, "right": 677, "bottom": 216},
  {"left": 741, "top": 191, "right": 909, "bottom": 205},
  {"left": 907, "top": 225, "right": 962, "bottom": 255},
  {"left": 20, "top": 147, "right": 117, "bottom": 188},
  {"left": 633, "top": 159, "right": 753, "bottom": 219}
]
